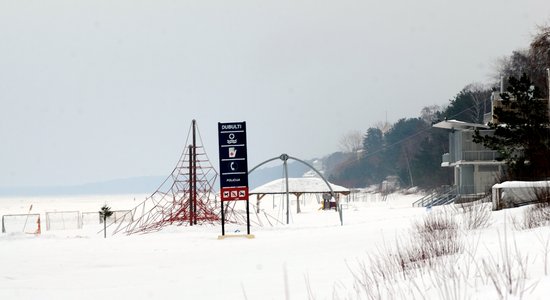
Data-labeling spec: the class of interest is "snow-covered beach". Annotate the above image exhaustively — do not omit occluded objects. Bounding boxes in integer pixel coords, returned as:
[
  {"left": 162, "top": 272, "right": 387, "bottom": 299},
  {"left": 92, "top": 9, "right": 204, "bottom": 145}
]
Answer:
[{"left": 1, "top": 192, "right": 549, "bottom": 299}]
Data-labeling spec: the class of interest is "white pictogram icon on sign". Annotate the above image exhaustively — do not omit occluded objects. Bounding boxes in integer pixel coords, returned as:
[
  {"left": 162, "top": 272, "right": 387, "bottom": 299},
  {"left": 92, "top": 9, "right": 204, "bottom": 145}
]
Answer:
[
  {"left": 227, "top": 133, "right": 237, "bottom": 144},
  {"left": 230, "top": 161, "right": 238, "bottom": 171},
  {"left": 228, "top": 147, "right": 237, "bottom": 158}
]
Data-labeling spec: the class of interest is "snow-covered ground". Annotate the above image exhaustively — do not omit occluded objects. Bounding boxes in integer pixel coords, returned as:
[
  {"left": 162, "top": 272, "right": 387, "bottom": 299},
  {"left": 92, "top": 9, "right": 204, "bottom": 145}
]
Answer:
[{"left": 1, "top": 192, "right": 549, "bottom": 299}]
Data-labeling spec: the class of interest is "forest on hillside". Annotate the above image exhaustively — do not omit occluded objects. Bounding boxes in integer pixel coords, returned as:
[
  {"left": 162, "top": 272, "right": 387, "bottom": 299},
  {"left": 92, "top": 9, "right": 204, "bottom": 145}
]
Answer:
[{"left": 327, "top": 25, "right": 550, "bottom": 190}]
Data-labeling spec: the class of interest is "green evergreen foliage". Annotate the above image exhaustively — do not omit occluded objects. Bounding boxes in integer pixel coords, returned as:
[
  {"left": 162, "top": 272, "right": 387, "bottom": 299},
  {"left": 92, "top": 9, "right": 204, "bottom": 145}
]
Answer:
[
  {"left": 412, "top": 129, "right": 452, "bottom": 188},
  {"left": 362, "top": 127, "right": 386, "bottom": 184},
  {"left": 329, "top": 118, "right": 451, "bottom": 189},
  {"left": 327, "top": 26, "right": 549, "bottom": 191},
  {"left": 99, "top": 204, "right": 113, "bottom": 238},
  {"left": 444, "top": 87, "right": 491, "bottom": 124},
  {"left": 328, "top": 88, "right": 495, "bottom": 190},
  {"left": 474, "top": 74, "right": 550, "bottom": 180},
  {"left": 383, "top": 118, "right": 429, "bottom": 186},
  {"left": 363, "top": 127, "right": 384, "bottom": 154},
  {"left": 99, "top": 204, "right": 114, "bottom": 219}
]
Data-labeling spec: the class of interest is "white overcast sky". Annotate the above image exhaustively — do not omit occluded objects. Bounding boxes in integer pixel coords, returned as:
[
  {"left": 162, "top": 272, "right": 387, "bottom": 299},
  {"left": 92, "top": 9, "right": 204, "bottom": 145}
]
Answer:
[{"left": 1, "top": 0, "right": 550, "bottom": 187}]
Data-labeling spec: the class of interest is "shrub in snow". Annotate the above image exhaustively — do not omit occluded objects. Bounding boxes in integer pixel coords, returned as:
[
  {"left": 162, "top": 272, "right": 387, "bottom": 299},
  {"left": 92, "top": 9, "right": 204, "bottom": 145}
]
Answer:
[
  {"left": 481, "top": 229, "right": 535, "bottom": 298},
  {"left": 408, "top": 211, "right": 463, "bottom": 264},
  {"left": 521, "top": 202, "right": 550, "bottom": 229},
  {"left": 457, "top": 201, "right": 493, "bottom": 230},
  {"left": 347, "top": 211, "right": 464, "bottom": 299}
]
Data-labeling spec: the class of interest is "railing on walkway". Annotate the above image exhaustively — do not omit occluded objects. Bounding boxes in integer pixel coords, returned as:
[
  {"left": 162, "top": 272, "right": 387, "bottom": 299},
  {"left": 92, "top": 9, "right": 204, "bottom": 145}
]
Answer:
[{"left": 413, "top": 186, "right": 458, "bottom": 208}]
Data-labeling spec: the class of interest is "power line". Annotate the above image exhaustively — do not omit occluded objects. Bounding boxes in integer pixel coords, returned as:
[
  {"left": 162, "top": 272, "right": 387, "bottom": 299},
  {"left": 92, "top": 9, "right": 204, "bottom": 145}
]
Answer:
[{"left": 362, "top": 94, "right": 490, "bottom": 159}]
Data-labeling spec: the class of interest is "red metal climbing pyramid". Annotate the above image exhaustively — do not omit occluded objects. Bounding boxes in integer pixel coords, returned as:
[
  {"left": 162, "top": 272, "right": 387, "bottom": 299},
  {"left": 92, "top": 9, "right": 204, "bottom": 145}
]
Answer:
[{"left": 112, "top": 120, "right": 220, "bottom": 235}]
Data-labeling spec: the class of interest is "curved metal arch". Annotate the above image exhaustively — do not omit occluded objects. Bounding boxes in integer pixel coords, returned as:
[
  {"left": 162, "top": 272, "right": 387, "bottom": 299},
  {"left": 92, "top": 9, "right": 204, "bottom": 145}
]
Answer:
[
  {"left": 249, "top": 153, "right": 341, "bottom": 225},
  {"left": 249, "top": 154, "right": 335, "bottom": 197}
]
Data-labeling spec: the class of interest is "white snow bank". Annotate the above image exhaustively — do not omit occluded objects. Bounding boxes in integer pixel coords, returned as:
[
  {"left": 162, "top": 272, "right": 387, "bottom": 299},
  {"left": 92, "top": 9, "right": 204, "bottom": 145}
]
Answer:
[{"left": 1, "top": 192, "right": 549, "bottom": 299}]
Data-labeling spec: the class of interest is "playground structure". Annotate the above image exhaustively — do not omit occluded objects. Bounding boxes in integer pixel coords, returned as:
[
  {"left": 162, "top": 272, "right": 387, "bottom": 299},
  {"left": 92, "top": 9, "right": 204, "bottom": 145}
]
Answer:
[
  {"left": 2, "top": 121, "right": 350, "bottom": 236},
  {"left": 103, "top": 121, "right": 348, "bottom": 234},
  {"left": 110, "top": 120, "right": 222, "bottom": 235},
  {"left": 0, "top": 119, "right": 361, "bottom": 237}
]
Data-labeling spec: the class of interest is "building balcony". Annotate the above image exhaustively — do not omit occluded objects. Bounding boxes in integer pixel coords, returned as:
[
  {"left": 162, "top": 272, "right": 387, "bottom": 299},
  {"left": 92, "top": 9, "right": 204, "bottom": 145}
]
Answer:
[
  {"left": 441, "top": 153, "right": 450, "bottom": 167},
  {"left": 442, "top": 150, "right": 501, "bottom": 166},
  {"left": 462, "top": 150, "right": 501, "bottom": 161}
]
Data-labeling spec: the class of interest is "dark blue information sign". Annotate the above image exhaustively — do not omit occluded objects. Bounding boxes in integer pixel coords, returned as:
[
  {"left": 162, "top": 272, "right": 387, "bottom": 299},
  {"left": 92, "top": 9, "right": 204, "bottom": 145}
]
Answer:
[{"left": 218, "top": 122, "right": 248, "bottom": 201}]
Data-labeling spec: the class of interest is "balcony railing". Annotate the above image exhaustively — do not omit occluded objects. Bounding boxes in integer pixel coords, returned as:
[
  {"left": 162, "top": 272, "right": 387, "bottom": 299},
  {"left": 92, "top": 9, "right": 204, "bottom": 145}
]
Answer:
[
  {"left": 443, "top": 150, "right": 501, "bottom": 164},
  {"left": 461, "top": 150, "right": 500, "bottom": 161}
]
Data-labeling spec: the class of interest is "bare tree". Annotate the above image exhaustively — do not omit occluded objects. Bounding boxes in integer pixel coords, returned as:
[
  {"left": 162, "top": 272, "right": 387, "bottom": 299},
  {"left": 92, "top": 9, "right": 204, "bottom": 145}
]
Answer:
[
  {"left": 491, "top": 24, "right": 550, "bottom": 98},
  {"left": 529, "top": 24, "right": 550, "bottom": 98},
  {"left": 420, "top": 105, "right": 441, "bottom": 124},
  {"left": 339, "top": 130, "right": 363, "bottom": 153},
  {"left": 373, "top": 121, "right": 392, "bottom": 134},
  {"left": 491, "top": 50, "right": 530, "bottom": 83},
  {"left": 463, "top": 83, "right": 492, "bottom": 123}
]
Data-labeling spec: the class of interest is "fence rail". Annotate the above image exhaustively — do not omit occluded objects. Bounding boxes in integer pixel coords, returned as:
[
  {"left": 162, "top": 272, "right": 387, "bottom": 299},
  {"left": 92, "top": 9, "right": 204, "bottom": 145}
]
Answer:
[{"left": 413, "top": 186, "right": 457, "bottom": 207}]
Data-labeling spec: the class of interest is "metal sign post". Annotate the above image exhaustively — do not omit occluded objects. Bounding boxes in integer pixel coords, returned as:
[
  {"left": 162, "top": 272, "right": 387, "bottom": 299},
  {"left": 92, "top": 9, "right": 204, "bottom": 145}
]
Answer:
[{"left": 218, "top": 121, "right": 251, "bottom": 238}]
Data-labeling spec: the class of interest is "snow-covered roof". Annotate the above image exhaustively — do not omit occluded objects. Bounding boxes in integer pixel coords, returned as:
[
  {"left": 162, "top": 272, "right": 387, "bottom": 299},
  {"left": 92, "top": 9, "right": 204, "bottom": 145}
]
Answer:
[
  {"left": 250, "top": 177, "right": 350, "bottom": 195},
  {"left": 432, "top": 119, "right": 489, "bottom": 130},
  {"left": 493, "top": 180, "right": 550, "bottom": 189}
]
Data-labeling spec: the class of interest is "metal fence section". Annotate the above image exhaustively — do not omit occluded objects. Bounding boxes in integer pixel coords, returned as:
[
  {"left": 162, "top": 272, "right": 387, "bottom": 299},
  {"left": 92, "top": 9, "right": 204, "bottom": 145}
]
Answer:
[
  {"left": 1, "top": 214, "right": 41, "bottom": 233},
  {"left": 45, "top": 211, "right": 82, "bottom": 231}
]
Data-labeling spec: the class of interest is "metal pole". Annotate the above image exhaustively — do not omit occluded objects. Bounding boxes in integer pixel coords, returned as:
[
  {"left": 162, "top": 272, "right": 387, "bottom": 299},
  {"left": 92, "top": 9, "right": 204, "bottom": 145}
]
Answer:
[
  {"left": 192, "top": 120, "right": 197, "bottom": 225},
  {"left": 296, "top": 194, "right": 301, "bottom": 214},
  {"left": 283, "top": 155, "right": 290, "bottom": 225},
  {"left": 338, "top": 204, "right": 343, "bottom": 226},
  {"left": 189, "top": 145, "right": 193, "bottom": 226},
  {"left": 220, "top": 200, "right": 225, "bottom": 236},
  {"left": 246, "top": 199, "right": 250, "bottom": 235},
  {"left": 248, "top": 153, "right": 341, "bottom": 225}
]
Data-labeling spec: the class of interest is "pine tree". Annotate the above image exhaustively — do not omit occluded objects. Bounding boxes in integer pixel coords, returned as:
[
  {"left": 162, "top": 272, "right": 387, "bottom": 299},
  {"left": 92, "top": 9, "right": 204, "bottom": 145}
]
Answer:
[
  {"left": 474, "top": 74, "right": 550, "bottom": 180},
  {"left": 99, "top": 204, "right": 114, "bottom": 238}
]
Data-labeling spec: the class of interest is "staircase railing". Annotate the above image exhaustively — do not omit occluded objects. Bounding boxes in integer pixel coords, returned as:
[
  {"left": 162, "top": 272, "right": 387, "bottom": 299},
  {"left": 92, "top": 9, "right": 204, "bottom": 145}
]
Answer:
[{"left": 413, "top": 186, "right": 458, "bottom": 207}]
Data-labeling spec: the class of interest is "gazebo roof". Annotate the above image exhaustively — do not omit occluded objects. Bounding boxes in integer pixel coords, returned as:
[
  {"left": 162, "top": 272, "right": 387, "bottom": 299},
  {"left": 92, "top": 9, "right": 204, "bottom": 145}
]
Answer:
[{"left": 250, "top": 177, "right": 350, "bottom": 195}]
